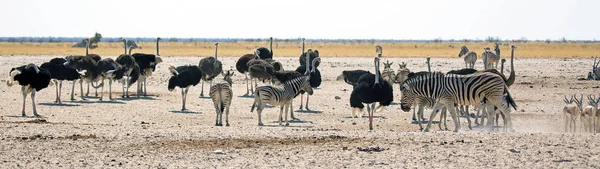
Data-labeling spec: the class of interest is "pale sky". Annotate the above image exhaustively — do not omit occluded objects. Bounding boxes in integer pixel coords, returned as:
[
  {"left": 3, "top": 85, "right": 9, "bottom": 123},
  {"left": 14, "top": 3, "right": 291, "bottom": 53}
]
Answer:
[{"left": 1, "top": 0, "right": 598, "bottom": 40}]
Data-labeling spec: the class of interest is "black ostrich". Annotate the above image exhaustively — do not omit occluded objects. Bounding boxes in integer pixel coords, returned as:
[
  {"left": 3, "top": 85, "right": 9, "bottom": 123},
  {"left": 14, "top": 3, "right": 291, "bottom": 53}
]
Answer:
[
  {"left": 349, "top": 51, "right": 393, "bottom": 131},
  {"left": 294, "top": 50, "right": 322, "bottom": 110},
  {"left": 7, "top": 64, "right": 52, "bottom": 117},
  {"left": 247, "top": 59, "right": 275, "bottom": 83},
  {"left": 336, "top": 70, "right": 371, "bottom": 87},
  {"left": 168, "top": 64, "right": 203, "bottom": 111},
  {"left": 95, "top": 58, "right": 126, "bottom": 101},
  {"left": 40, "top": 58, "right": 81, "bottom": 104},
  {"left": 198, "top": 43, "right": 223, "bottom": 97},
  {"left": 255, "top": 37, "right": 274, "bottom": 60},
  {"left": 82, "top": 38, "right": 102, "bottom": 97},
  {"left": 132, "top": 37, "right": 163, "bottom": 96},
  {"left": 64, "top": 55, "right": 102, "bottom": 101},
  {"left": 117, "top": 38, "right": 141, "bottom": 98},
  {"left": 236, "top": 53, "right": 258, "bottom": 96}
]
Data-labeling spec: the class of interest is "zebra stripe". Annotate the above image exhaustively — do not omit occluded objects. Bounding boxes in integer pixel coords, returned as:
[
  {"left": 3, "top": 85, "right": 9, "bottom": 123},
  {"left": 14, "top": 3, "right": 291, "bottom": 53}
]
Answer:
[
  {"left": 209, "top": 82, "right": 233, "bottom": 126},
  {"left": 250, "top": 76, "right": 313, "bottom": 126},
  {"left": 400, "top": 71, "right": 516, "bottom": 132}
]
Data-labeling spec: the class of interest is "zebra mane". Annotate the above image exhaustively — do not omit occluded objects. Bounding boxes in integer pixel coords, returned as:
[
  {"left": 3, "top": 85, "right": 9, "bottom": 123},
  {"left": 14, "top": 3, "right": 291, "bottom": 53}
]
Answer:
[{"left": 402, "top": 71, "right": 444, "bottom": 87}]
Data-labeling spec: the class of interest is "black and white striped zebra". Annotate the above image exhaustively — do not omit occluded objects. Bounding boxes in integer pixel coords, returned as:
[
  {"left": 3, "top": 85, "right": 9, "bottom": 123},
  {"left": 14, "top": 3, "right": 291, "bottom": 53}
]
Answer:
[
  {"left": 250, "top": 76, "right": 313, "bottom": 126},
  {"left": 399, "top": 71, "right": 517, "bottom": 132},
  {"left": 209, "top": 71, "right": 234, "bottom": 126}
]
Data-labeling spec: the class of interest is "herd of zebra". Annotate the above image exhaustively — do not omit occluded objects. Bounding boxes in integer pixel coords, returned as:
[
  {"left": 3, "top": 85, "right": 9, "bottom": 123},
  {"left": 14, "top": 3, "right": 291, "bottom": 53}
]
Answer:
[{"left": 7, "top": 37, "right": 525, "bottom": 132}]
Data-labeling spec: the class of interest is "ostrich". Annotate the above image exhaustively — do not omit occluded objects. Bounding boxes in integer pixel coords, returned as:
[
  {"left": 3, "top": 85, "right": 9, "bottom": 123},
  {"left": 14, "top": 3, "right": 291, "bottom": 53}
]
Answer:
[
  {"left": 168, "top": 64, "right": 203, "bottom": 111},
  {"left": 7, "top": 64, "right": 52, "bottom": 117},
  {"left": 350, "top": 47, "right": 393, "bottom": 131},
  {"left": 81, "top": 38, "right": 102, "bottom": 97},
  {"left": 262, "top": 37, "right": 284, "bottom": 72},
  {"left": 95, "top": 58, "right": 125, "bottom": 101},
  {"left": 336, "top": 70, "right": 371, "bottom": 87},
  {"left": 132, "top": 37, "right": 163, "bottom": 96},
  {"left": 236, "top": 52, "right": 259, "bottom": 96},
  {"left": 117, "top": 39, "right": 141, "bottom": 98},
  {"left": 40, "top": 58, "right": 82, "bottom": 104},
  {"left": 295, "top": 50, "right": 321, "bottom": 111},
  {"left": 198, "top": 43, "right": 223, "bottom": 97},
  {"left": 64, "top": 55, "right": 102, "bottom": 101}
]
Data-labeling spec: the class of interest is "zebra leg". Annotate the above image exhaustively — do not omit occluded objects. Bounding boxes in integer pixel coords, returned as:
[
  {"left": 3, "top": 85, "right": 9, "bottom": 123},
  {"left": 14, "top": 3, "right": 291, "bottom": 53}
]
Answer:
[
  {"left": 423, "top": 104, "right": 442, "bottom": 132},
  {"left": 417, "top": 104, "right": 425, "bottom": 130},
  {"left": 439, "top": 107, "right": 446, "bottom": 131},
  {"left": 290, "top": 99, "right": 297, "bottom": 120},
  {"left": 71, "top": 80, "right": 76, "bottom": 101},
  {"left": 464, "top": 106, "right": 472, "bottom": 130},
  {"left": 257, "top": 105, "right": 264, "bottom": 126},
  {"left": 225, "top": 102, "right": 230, "bottom": 127},
  {"left": 279, "top": 105, "right": 284, "bottom": 126},
  {"left": 443, "top": 107, "right": 448, "bottom": 130},
  {"left": 565, "top": 114, "right": 568, "bottom": 132},
  {"left": 215, "top": 100, "right": 220, "bottom": 126},
  {"left": 284, "top": 103, "right": 290, "bottom": 126},
  {"left": 298, "top": 94, "right": 304, "bottom": 110},
  {"left": 412, "top": 107, "right": 417, "bottom": 122},
  {"left": 219, "top": 100, "right": 224, "bottom": 126},
  {"left": 446, "top": 104, "right": 461, "bottom": 132}
]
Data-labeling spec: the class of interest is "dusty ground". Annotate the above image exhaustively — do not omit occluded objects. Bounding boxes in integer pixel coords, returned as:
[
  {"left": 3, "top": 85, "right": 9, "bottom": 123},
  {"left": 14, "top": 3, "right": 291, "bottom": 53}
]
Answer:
[{"left": 0, "top": 56, "right": 599, "bottom": 168}]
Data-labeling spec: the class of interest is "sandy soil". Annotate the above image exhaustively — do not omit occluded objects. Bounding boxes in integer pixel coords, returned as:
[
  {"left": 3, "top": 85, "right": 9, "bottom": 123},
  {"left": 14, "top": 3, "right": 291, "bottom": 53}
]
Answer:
[{"left": 1, "top": 56, "right": 599, "bottom": 168}]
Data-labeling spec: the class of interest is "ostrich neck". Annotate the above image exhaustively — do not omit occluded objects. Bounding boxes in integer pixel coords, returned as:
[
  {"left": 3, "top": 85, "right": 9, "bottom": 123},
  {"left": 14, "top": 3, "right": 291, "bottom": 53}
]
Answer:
[
  {"left": 85, "top": 41, "right": 89, "bottom": 56},
  {"left": 269, "top": 38, "right": 273, "bottom": 56},
  {"left": 156, "top": 39, "right": 160, "bottom": 56},
  {"left": 123, "top": 40, "right": 127, "bottom": 55}
]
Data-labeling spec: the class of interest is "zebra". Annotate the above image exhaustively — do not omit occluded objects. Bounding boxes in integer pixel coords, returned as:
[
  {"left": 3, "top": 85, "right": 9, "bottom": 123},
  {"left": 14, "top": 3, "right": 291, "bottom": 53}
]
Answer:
[
  {"left": 399, "top": 71, "right": 517, "bottom": 132},
  {"left": 381, "top": 60, "right": 395, "bottom": 85},
  {"left": 483, "top": 47, "right": 500, "bottom": 69},
  {"left": 250, "top": 76, "right": 313, "bottom": 126},
  {"left": 209, "top": 70, "right": 234, "bottom": 126},
  {"left": 458, "top": 46, "right": 478, "bottom": 69}
]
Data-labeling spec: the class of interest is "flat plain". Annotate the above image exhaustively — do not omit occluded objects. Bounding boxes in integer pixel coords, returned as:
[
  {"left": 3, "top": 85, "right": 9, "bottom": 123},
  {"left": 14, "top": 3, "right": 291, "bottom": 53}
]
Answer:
[{"left": 0, "top": 55, "right": 599, "bottom": 168}]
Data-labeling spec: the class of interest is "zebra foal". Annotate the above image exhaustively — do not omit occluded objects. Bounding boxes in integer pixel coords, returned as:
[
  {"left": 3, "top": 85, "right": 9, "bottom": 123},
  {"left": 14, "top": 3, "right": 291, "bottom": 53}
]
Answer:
[
  {"left": 250, "top": 76, "right": 313, "bottom": 126},
  {"left": 209, "top": 70, "right": 234, "bottom": 126}
]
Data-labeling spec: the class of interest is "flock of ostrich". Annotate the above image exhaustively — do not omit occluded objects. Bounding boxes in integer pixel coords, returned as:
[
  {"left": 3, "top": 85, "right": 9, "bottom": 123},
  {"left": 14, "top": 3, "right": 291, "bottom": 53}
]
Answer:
[{"left": 7, "top": 37, "right": 598, "bottom": 133}]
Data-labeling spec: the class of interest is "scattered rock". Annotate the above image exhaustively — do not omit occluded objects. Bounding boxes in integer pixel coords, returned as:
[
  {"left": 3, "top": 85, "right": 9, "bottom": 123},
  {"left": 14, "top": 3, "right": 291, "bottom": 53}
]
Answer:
[
  {"left": 509, "top": 148, "right": 520, "bottom": 153},
  {"left": 335, "top": 96, "right": 341, "bottom": 100},
  {"left": 357, "top": 145, "right": 388, "bottom": 152},
  {"left": 343, "top": 146, "right": 348, "bottom": 150},
  {"left": 214, "top": 150, "right": 225, "bottom": 155}
]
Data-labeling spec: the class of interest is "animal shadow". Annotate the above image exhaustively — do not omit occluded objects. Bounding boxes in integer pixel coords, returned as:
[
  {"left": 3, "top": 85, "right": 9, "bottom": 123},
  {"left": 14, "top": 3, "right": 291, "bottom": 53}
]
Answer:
[
  {"left": 294, "top": 110, "right": 323, "bottom": 114},
  {"left": 169, "top": 110, "right": 201, "bottom": 114},
  {"left": 343, "top": 116, "right": 387, "bottom": 119},
  {"left": 38, "top": 102, "right": 81, "bottom": 107}
]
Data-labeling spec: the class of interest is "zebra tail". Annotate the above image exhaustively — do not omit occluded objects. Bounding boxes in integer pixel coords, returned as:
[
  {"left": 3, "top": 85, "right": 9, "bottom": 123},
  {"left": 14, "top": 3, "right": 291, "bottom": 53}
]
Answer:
[{"left": 505, "top": 90, "right": 517, "bottom": 110}]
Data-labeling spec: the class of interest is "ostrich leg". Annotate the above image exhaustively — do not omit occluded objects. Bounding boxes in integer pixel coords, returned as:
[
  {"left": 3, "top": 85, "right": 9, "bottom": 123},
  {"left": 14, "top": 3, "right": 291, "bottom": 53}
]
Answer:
[
  {"left": 244, "top": 74, "right": 249, "bottom": 96},
  {"left": 58, "top": 81, "right": 63, "bottom": 104},
  {"left": 305, "top": 94, "right": 311, "bottom": 110},
  {"left": 99, "top": 79, "right": 105, "bottom": 101},
  {"left": 71, "top": 80, "right": 76, "bottom": 101},
  {"left": 369, "top": 103, "right": 376, "bottom": 131},
  {"left": 199, "top": 81, "right": 205, "bottom": 97},
  {"left": 31, "top": 90, "right": 39, "bottom": 117},
  {"left": 109, "top": 79, "right": 113, "bottom": 100},
  {"left": 54, "top": 80, "right": 59, "bottom": 103},
  {"left": 86, "top": 82, "right": 90, "bottom": 96},
  {"left": 298, "top": 94, "right": 304, "bottom": 110},
  {"left": 21, "top": 87, "right": 27, "bottom": 117},
  {"left": 80, "top": 79, "right": 86, "bottom": 100}
]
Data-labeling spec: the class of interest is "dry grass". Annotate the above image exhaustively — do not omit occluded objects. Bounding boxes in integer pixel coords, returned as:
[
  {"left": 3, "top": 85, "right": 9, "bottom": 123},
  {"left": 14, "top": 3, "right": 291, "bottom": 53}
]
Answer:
[{"left": 0, "top": 41, "right": 598, "bottom": 58}]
